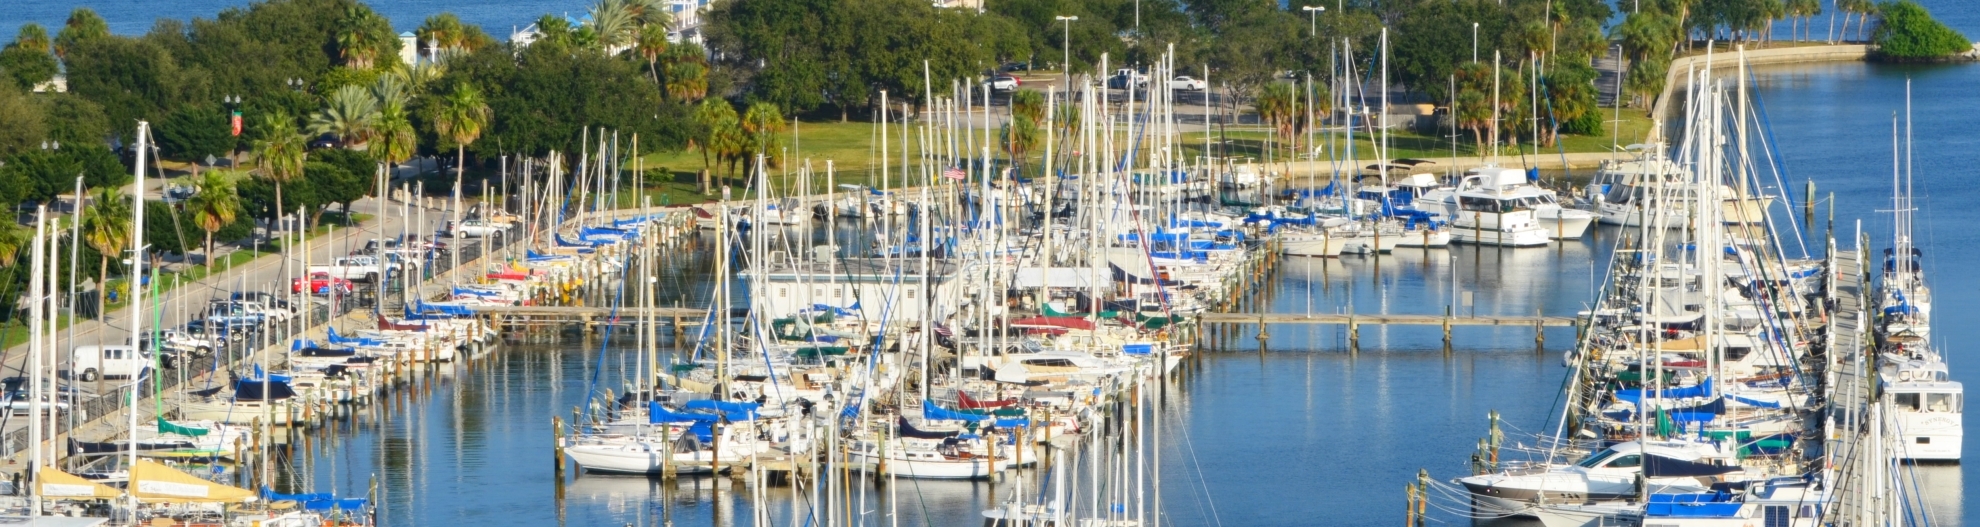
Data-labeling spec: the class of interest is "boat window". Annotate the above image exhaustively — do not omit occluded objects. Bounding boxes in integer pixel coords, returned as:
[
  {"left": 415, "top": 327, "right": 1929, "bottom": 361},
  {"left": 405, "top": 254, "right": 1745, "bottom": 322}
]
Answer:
[
  {"left": 1024, "top": 359, "right": 1077, "bottom": 368},
  {"left": 1605, "top": 454, "right": 1642, "bottom": 468},
  {"left": 1895, "top": 393, "right": 1920, "bottom": 411},
  {"left": 1926, "top": 393, "right": 1960, "bottom": 413},
  {"left": 1723, "top": 347, "right": 1752, "bottom": 362},
  {"left": 1574, "top": 448, "right": 1615, "bottom": 468}
]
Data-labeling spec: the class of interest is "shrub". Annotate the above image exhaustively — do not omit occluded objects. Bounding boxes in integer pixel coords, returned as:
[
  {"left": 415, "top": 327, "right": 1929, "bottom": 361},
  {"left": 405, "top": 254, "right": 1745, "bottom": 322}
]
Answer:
[{"left": 1873, "top": 1, "right": 1971, "bottom": 61}]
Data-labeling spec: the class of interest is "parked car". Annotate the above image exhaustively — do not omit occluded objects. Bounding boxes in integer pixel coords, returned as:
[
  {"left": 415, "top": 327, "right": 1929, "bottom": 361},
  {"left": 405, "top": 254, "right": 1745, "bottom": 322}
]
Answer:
[
  {"left": 446, "top": 219, "right": 509, "bottom": 238},
  {"left": 984, "top": 75, "right": 1021, "bottom": 91},
  {"left": 0, "top": 377, "right": 81, "bottom": 418},
  {"left": 294, "top": 272, "right": 356, "bottom": 295},
  {"left": 68, "top": 345, "right": 155, "bottom": 382},
  {"left": 307, "top": 255, "right": 397, "bottom": 283},
  {"left": 1168, "top": 75, "right": 1207, "bottom": 91}
]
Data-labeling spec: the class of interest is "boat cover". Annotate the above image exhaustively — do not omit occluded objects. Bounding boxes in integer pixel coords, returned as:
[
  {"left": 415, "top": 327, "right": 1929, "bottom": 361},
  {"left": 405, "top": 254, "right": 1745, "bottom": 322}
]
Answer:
[{"left": 1642, "top": 455, "right": 1741, "bottom": 478}]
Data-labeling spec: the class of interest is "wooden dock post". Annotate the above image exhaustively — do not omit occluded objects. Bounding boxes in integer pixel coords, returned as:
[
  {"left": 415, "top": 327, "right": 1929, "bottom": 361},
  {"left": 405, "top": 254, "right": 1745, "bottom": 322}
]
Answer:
[
  {"left": 1347, "top": 315, "right": 1360, "bottom": 354},
  {"left": 552, "top": 416, "right": 566, "bottom": 474},
  {"left": 1442, "top": 307, "right": 1453, "bottom": 355},
  {"left": 1533, "top": 319, "right": 1545, "bottom": 353}
]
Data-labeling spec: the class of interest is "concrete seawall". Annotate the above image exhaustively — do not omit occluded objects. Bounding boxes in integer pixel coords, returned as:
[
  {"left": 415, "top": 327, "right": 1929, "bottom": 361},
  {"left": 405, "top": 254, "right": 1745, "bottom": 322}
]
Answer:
[{"left": 1650, "top": 44, "right": 1872, "bottom": 133}]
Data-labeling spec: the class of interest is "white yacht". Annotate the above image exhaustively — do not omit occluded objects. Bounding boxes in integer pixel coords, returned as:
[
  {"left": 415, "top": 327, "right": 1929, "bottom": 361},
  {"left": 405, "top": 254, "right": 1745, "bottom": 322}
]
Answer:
[
  {"left": 1455, "top": 440, "right": 1743, "bottom": 514},
  {"left": 1410, "top": 171, "right": 1594, "bottom": 240},
  {"left": 1431, "top": 168, "right": 1553, "bottom": 247},
  {"left": 1583, "top": 145, "right": 1773, "bottom": 227},
  {"left": 1881, "top": 347, "right": 1963, "bottom": 461}
]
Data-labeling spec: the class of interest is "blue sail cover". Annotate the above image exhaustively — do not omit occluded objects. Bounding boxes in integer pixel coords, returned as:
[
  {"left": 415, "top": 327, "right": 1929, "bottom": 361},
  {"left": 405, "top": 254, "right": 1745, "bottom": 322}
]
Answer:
[
  {"left": 409, "top": 302, "right": 475, "bottom": 317},
  {"left": 326, "top": 327, "right": 384, "bottom": 347},
  {"left": 526, "top": 249, "right": 572, "bottom": 261},
  {"left": 648, "top": 402, "right": 758, "bottom": 424},
  {"left": 1728, "top": 394, "right": 1783, "bottom": 408},
  {"left": 1615, "top": 378, "right": 1714, "bottom": 406},
  {"left": 923, "top": 399, "right": 991, "bottom": 422}
]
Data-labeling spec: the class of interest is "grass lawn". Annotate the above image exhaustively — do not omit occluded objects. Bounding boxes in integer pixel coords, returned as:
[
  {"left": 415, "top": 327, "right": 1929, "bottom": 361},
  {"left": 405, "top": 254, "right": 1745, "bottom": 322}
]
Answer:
[{"left": 631, "top": 108, "right": 1654, "bottom": 204}]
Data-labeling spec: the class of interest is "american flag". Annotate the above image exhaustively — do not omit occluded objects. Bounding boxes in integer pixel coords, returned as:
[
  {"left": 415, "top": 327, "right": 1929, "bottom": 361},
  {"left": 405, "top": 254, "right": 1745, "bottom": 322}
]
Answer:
[{"left": 942, "top": 167, "right": 967, "bottom": 180}]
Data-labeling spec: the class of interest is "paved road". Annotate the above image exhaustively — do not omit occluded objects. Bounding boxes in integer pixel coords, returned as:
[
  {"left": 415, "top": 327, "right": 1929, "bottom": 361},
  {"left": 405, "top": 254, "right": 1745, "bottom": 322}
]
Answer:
[{"left": 13, "top": 187, "right": 470, "bottom": 396}]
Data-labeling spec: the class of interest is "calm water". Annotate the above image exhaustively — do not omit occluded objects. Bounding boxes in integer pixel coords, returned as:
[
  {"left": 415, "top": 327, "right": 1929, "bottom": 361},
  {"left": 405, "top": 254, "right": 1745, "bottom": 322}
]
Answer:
[{"left": 7, "top": 0, "right": 1977, "bottom": 524}]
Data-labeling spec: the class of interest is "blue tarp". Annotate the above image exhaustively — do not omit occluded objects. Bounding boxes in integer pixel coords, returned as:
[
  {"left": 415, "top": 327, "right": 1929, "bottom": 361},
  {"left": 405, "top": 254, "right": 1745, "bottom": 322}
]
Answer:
[
  {"left": 923, "top": 399, "right": 991, "bottom": 422},
  {"left": 262, "top": 487, "right": 369, "bottom": 512},
  {"left": 1615, "top": 378, "right": 1714, "bottom": 406},
  {"left": 684, "top": 400, "right": 760, "bottom": 414}
]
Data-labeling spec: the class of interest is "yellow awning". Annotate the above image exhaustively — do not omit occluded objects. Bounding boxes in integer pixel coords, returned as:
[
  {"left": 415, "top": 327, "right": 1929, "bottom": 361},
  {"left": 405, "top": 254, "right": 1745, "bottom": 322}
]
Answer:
[
  {"left": 37, "top": 468, "right": 120, "bottom": 499},
  {"left": 130, "top": 459, "right": 255, "bottom": 504}
]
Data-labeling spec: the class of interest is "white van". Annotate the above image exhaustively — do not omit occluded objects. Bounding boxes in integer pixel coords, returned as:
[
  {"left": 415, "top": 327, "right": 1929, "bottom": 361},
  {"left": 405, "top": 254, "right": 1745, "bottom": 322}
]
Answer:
[{"left": 69, "top": 345, "right": 154, "bottom": 382}]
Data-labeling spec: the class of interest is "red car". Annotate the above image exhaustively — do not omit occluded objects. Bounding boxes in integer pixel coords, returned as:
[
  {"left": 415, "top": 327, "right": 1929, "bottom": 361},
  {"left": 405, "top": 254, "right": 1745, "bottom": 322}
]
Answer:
[{"left": 293, "top": 272, "right": 355, "bottom": 295}]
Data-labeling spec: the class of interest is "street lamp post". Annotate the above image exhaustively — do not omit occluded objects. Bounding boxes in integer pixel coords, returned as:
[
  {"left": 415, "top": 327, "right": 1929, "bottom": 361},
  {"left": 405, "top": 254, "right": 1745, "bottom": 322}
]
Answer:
[
  {"left": 1472, "top": 23, "right": 1480, "bottom": 63},
  {"left": 1056, "top": 15, "right": 1078, "bottom": 85},
  {"left": 1302, "top": 5, "right": 1324, "bottom": 38}
]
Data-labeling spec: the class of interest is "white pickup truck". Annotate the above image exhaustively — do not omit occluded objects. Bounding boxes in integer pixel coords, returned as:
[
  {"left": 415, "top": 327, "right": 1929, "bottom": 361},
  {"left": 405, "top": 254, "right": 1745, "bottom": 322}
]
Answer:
[{"left": 307, "top": 255, "right": 397, "bottom": 283}]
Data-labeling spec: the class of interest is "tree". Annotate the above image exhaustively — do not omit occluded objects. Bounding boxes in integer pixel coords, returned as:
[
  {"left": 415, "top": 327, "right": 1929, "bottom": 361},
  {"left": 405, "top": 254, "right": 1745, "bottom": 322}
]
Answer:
[
  {"left": 11, "top": 23, "right": 50, "bottom": 53},
  {"left": 1543, "top": 60, "right": 1602, "bottom": 142},
  {"left": 740, "top": 102, "right": 785, "bottom": 179},
  {"left": 415, "top": 13, "right": 490, "bottom": 60},
  {"left": 38, "top": 94, "right": 110, "bottom": 148},
  {"left": 692, "top": 99, "right": 744, "bottom": 188},
  {"left": 431, "top": 82, "right": 491, "bottom": 185},
  {"left": 636, "top": 24, "right": 670, "bottom": 86},
  {"left": 1009, "top": 89, "right": 1045, "bottom": 124},
  {"left": 1872, "top": 1, "right": 1969, "bottom": 60},
  {"left": 305, "top": 158, "right": 368, "bottom": 222},
  {"left": 309, "top": 85, "right": 380, "bottom": 148},
  {"left": 1455, "top": 88, "right": 1491, "bottom": 156},
  {"left": 0, "top": 83, "right": 43, "bottom": 157},
  {"left": 186, "top": 170, "right": 243, "bottom": 268},
  {"left": 1001, "top": 114, "right": 1041, "bottom": 175},
  {"left": 0, "top": 46, "right": 58, "bottom": 91},
  {"left": 661, "top": 43, "right": 709, "bottom": 103},
  {"left": 253, "top": 109, "right": 307, "bottom": 234},
  {"left": 155, "top": 105, "right": 236, "bottom": 161},
  {"left": 80, "top": 187, "right": 131, "bottom": 319},
  {"left": 54, "top": 8, "right": 110, "bottom": 59},
  {"left": 334, "top": 5, "right": 396, "bottom": 70},
  {"left": 1253, "top": 82, "right": 1300, "bottom": 157},
  {"left": 588, "top": 0, "right": 639, "bottom": 53},
  {"left": 373, "top": 105, "right": 418, "bottom": 169}
]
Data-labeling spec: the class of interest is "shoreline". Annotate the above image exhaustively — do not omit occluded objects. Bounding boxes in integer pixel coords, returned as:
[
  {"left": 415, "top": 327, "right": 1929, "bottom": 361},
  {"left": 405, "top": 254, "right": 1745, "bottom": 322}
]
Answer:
[{"left": 1650, "top": 44, "right": 1872, "bottom": 136}]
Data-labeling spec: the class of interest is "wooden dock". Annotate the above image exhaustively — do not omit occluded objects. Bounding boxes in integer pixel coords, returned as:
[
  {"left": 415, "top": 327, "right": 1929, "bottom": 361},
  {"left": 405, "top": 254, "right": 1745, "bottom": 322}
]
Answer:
[
  {"left": 470, "top": 305, "right": 709, "bottom": 318},
  {"left": 1197, "top": 312, "right": 1578, "bottom": 327}
]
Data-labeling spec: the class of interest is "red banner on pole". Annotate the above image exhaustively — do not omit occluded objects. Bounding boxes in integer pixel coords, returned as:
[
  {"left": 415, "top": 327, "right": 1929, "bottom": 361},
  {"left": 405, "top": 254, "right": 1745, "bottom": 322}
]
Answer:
[{"left": 230, "top": 111, "right": 243, "bottom": 137}]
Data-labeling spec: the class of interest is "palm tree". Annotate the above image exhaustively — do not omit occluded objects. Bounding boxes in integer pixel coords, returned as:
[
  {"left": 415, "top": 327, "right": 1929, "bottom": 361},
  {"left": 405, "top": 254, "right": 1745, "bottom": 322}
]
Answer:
[
  {"left": 1009, "top": 90, "right": 1046, "bottom": 124},
  {"left": 335, "top": 6, "right": 392, "bottom": 69},
  {"left": 588, "top": 0, "right": 637, "bottom": 54},
  {"left": 372, "top": 74, "right": 412, "bottom": 113},
  {"left": 740, "top": 102, "right": 786, "bottom": 179},
  {"left": 692, "top": 99, "right": 743, "bottom": 189},
  {"left": 417, "top": 13, "right": 468, "bottom": 59},
  {"left": 1253, "top": 83, "right": 1299, "bottom": 156},
  {"left": 1001, "top": 115, "right": 1042, "bottom": 175},
  {"left": 11, "top": 23, "right": 50, "bottom": 53},
  {"left": 432, "top": 83, "right": 492, "bottom": 190},
  {"left": 309, "top": 85, "right": 380, "bottom": 149},
  {"left": 1455, "top": 89, "right": 1492, "bottom": 156},
  {"left": 254, "top": 110, "right": 308, "bottom": 234},
  {"left": 80, "top": 187, "right": 131, "bottom": 319},
  {"left": 54, "top": 8, "right": 108, "bottom": 58},
  {"left": 374, "top": 104, "right": 418, "bottom": 173},
  {"left": 662, "top": 44, "right": 709, "bottom": 102},
  {"left": 625, "top": 0, "right": 674, "bottom": 29},
  {"left": 636, "top": 24, "right": 670, "bottom": 86},
  {"left": 186, "top": 171, "right": 241, "bottom": 270}
]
